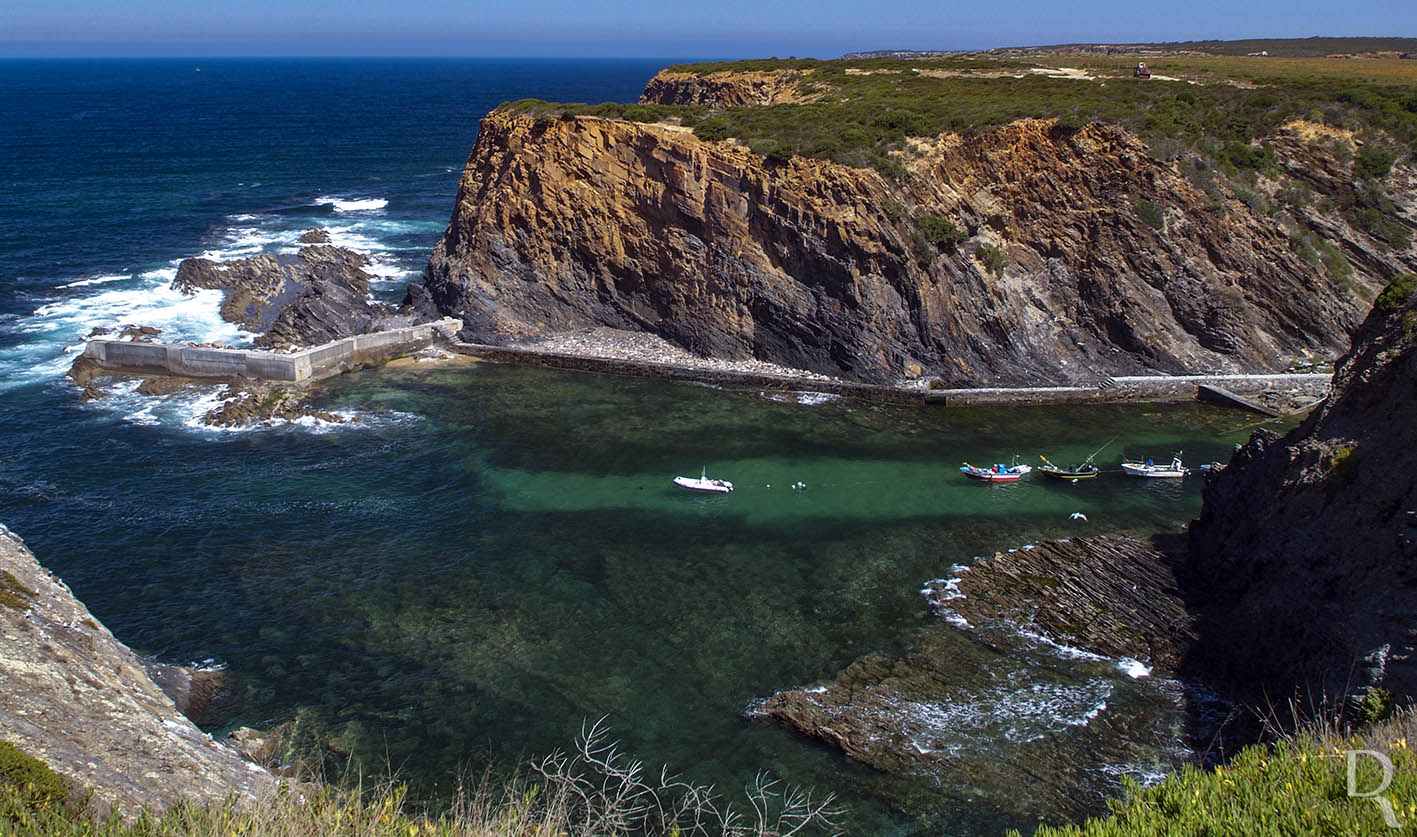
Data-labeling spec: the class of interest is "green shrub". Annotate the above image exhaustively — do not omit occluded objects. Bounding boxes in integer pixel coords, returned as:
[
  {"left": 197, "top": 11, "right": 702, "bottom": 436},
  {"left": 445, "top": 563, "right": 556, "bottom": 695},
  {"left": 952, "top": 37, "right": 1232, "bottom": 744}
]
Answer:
[
  {"left": 1351, "top": 188, "right": 1412, "bottom": 249},
  {"left": 913, "top": 215, "right": 967, "bottom": 251},
  {"left": 1134, "top": 199, "right": 1165, "bottom": 230},
  {"left": 1361, "top": 687, "right": 1394, "bottom": 725},
  {"left": 1374, "top": 272, "right": 1417, "bottom": 313},
  {"left": 0, "top": 570, "right": 33, "bottom": 611},
  {"left": 1021, "top": 723, "right": 1417, "bottom": 837},
  {"left": 1219, "top": 140, "right": 1277, "bottom": 171},
  {"left": 880, "top": 198, "right": 907, "bottom": 221},
  {"left": 977, "top": 243, "right": 1006, "bottom": 277},
  {"left": 1329, "top": 443, "right": 1360, "bottom": 485},
  {"left": 1355, "top": 147, "right": 1397, "bottom": 179},
  {"left": 0, "top": 740, "right": 67, "bottom": 810},
  {"left": 692, "top": 120, "right": 733, "bottom": 142},
  {"left": 1317, "top": 238, "right": 1355, "bottom": 288}
]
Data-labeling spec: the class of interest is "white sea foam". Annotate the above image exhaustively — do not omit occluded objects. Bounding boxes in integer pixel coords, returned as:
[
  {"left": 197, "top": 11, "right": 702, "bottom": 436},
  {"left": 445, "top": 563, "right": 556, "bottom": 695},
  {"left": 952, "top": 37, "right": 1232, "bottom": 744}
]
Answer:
[
  {"left": 1117, "top": 657, "right": 1153, "bottom": 679},
  {"left": 885, "top": 678, "right": 1115, "bottom": 756},
  {"left": 1016, "top": 626, "right": 1110, "bottom": 663},
  {"left": 58, "top": 274, "right": 128, "bottom": 289},
  {"left": 319, "top": 196, "right": 388, "bottom": 212},
  {"left": 0, "top": 267, "right": 254, "bottom": 394}
]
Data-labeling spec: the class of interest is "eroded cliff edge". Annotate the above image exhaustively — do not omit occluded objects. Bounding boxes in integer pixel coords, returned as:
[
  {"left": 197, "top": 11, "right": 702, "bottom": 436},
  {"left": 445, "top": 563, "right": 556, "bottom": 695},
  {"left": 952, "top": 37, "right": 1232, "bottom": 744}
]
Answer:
[
  {"left": 0, "top": 525, "right": 281, "bottom": 815},
  {"left": 425, "top": 100, "right": 1396, "bottom": 385}
]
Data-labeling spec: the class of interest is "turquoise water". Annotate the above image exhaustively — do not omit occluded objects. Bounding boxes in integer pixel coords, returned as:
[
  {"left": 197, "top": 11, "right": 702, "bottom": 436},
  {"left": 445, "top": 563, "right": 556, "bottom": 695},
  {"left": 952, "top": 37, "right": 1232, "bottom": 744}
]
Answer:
[
  {"left": 4, "top": 359, "right": 1269, "bottom": 833},
  {"left": 0, "top": 58, "right": 1285, "bottom": 834}
]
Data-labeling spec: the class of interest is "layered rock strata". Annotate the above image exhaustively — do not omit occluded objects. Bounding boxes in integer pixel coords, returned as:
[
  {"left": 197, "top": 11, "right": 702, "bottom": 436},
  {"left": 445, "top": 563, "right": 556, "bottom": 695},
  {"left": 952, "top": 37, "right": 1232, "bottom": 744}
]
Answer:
[
  {"left": 426, "top": 111, "right": 1367, "bottom": 385},
  {"left": 173, "top": 244, "right": 394, "bottom": 350},
  {"left": 639, "top": 69, "right": 808, "bottom": 107}
]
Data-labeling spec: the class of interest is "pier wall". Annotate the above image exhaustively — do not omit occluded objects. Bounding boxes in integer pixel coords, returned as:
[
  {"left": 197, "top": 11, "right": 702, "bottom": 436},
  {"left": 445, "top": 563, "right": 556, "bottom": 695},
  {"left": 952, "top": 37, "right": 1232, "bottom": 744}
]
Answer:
[{"left": 83, "top": 318, "right": 462, "bottom": 383}]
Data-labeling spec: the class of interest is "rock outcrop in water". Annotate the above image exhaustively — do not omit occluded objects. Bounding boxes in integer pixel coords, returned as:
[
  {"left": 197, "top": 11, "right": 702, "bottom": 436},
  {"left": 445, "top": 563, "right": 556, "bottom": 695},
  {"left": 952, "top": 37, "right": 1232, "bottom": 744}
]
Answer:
[
  {"left": 424, "top": 75, "right": 1406, "bottom": 384},
  {"left": 0, "top": 524, "right": 281, "bottom": 815},
  {"left": 173, "top": 244, "right": 390, "bottom": 350},
  {"left": 173, "top": 243, "right": 441, "bottom": 351},
  {"left": 753, "top": 535, "right": 1200, "bottom": 824}
]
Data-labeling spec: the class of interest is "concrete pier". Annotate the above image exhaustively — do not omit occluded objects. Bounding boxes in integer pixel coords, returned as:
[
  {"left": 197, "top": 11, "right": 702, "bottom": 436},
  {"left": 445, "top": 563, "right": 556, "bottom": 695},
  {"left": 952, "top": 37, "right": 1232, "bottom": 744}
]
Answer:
[
  {"left": 81, "top": 318, "right": 462, "bottom": 383},
  {"left": 925, "top": 373, "right": 1330, "bottom": 407}
]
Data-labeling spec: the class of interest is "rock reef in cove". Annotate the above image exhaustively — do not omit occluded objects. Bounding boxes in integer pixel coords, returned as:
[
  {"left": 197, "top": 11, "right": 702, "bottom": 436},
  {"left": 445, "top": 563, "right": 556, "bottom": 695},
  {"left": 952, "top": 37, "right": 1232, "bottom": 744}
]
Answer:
[{"left": 173, "top": 242, "right": 430, "bottom": 351}]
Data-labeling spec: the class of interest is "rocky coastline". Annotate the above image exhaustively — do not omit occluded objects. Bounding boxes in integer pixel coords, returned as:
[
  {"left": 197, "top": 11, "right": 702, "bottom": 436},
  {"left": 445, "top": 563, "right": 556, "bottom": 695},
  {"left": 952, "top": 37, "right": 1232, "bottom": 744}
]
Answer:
[
  {"left": 749, "top": 273, "right": 1417, "bottom": 822},
  {"left": 70, "top": 233, "right": 448, "bottom": 427},
  {"left": 0, "top": 524, "right": 285, "bottom": 816}
]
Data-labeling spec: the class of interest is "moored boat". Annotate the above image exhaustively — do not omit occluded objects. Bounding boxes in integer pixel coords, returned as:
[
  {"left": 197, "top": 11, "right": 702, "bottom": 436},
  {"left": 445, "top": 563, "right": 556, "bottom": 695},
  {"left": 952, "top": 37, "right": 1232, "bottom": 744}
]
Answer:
[
  {"left": 1039, "top": 439, "right": 1110, "bottom": 481},
  {"left": 673, "top": 467, "right": 733, "bottom": 493},
  {"left": 1120, "top": 453, "right": 1189, "bottom": 478},
  {"left": 1038, "top": 455, "right": 1101, "bottom": 480},
  {"left": 961, "top": 458, "right": 1032, "bottom": 482}
]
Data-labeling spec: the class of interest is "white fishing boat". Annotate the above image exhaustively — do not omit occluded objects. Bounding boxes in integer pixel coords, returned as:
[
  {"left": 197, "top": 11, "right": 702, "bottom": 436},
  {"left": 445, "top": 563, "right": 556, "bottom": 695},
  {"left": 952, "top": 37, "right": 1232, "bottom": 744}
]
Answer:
[
  {"left": 673, "top": 467, "right": 733, "bottom": 493},
  {"left": 1121, "top": 454, "right": 1190, "bottom": 478}
]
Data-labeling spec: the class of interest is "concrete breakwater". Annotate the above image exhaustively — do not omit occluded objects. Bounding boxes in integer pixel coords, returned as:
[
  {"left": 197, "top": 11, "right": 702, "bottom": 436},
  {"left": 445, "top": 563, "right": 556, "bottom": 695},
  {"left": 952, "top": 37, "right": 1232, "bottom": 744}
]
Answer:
[
  {"left": 81, "top": 318, "right": 462, "bottom": 383},
  {"left": 451, "top": 340, "right": 1332, "bottom": 409},
  {"left": 923, "top": 373, "right": 1332, "bottom": 407}
]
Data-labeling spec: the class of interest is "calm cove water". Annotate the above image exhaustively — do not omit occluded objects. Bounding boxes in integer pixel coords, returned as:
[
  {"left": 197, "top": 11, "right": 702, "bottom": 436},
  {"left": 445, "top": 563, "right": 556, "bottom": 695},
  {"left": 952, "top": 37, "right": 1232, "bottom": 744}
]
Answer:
[{"left": 0, "top": 59, "right": 1283, "bottom": 834}]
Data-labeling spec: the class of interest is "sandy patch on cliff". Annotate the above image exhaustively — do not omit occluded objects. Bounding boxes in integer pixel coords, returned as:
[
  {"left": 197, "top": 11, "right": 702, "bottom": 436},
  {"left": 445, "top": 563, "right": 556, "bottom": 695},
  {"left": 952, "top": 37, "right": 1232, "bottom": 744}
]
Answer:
[{"left": 1280, "top": 119, "right": 1358, "bottom": 148}]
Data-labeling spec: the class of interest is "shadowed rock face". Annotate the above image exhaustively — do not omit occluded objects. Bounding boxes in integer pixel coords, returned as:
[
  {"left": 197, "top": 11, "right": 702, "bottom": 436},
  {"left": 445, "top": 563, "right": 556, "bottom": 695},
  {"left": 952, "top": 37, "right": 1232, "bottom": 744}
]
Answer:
[
  {"left": 426, "top": 111, "right": 1367, "bottom": 385},
  {"left": 1187, "top": 280, "right": 1417, "bottom": 703},
  {"left": 0, "top": 525, "right": 281, "bottom": 816}
]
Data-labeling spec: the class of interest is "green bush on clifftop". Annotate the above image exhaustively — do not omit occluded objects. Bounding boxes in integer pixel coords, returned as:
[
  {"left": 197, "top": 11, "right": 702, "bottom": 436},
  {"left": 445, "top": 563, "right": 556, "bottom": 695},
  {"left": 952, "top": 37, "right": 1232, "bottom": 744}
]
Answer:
[{"left": 1019, "top": 712, "right": 1417, "bottom": 837}]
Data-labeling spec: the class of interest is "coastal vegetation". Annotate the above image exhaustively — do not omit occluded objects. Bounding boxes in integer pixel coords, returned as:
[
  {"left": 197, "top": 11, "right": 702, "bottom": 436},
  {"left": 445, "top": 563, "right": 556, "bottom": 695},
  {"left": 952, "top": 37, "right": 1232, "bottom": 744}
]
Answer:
[
  {"left": 498, "top": 51, "right": 1414, "bottom": 273},
  {"left": 0, "top": 722, "right": 840, "bottom": 836},
  {"left": 1019, "top": 708, "right": 1417, "bottom": 836}
]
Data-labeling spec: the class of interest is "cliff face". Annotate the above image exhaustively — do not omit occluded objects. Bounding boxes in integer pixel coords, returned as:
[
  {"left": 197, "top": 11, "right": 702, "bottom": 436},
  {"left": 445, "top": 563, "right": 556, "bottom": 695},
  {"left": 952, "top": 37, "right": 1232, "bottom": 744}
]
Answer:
[
  {"left": 1188, "top": 276, "right": 1417, "bottom": 701},
  {"left": 426, "top": 108, "right": 1373, "bottom": 384},
  {"left": 639, "top": 69, "right": 807, "bottom": 107},
  {"left": 0, "top": 525, "right": 281, "bottom": 815}
]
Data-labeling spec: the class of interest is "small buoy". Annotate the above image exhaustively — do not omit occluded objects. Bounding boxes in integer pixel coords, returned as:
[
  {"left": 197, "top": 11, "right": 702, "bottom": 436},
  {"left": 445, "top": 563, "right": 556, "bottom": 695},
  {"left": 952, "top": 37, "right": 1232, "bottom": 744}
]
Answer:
[
  {"left": 1071, "top": 478, "right": 1079, "bottom": 484},
  {"left": 1069, "top": 512, "right": 1088, "bottom": 521},
  {"left": 766, "top": 484, "right": 771, "bottom": 488}
]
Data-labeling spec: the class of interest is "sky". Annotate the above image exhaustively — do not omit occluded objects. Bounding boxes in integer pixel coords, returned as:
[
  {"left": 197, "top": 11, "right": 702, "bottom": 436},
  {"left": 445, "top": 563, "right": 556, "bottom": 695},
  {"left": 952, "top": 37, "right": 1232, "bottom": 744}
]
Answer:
[{"left": 2, "top": 0, "right": 1415, "bottom": 58}]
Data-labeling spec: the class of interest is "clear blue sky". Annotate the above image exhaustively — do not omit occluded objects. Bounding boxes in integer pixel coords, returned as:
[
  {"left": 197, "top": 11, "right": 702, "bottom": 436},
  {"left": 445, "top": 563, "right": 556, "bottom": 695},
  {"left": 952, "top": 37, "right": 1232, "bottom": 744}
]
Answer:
[{"left": 2, "top": 0, "right": 1414, "bottom": 58}]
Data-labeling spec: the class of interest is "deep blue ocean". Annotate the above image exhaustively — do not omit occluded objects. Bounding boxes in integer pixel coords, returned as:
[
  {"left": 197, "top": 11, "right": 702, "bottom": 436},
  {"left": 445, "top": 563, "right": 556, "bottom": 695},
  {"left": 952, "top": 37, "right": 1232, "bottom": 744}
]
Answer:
[{"left": 0, "top": 59, "right": 1274, "bottom": 834}]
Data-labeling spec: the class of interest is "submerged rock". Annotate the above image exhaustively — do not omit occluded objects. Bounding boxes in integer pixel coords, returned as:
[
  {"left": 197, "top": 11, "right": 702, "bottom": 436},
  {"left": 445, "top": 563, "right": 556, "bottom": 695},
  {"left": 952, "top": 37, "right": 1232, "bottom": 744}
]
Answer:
[{"left": 201, "top": 382, "right": 344, "bottom": 427}]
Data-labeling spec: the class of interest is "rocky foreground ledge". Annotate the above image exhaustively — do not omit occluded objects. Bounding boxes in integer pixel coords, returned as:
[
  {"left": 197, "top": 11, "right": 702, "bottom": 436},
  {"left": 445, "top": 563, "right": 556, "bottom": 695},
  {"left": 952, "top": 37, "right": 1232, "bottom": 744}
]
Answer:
[{"left": 0, "top": 524, "right": 281, "bottom": 815}]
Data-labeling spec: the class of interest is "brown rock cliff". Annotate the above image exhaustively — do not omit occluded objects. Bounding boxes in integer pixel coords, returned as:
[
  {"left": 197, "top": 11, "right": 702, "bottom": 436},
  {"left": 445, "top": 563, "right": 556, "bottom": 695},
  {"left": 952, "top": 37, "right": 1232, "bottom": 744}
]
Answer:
[
  {"left": 639, "top": 69, "right": 808, "bottom": 107},
  {"left": 426, "top": 111, "right": 1368, "bottom": 384}
]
